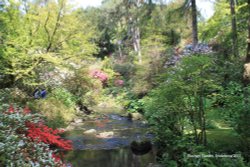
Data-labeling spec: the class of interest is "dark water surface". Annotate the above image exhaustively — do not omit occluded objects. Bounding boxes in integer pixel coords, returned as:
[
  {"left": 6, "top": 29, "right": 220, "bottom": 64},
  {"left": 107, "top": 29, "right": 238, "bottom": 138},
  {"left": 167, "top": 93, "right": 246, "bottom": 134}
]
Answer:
[
  {"left": 63, "top": 114, "right": 157, "bottom": 167},
  {"left": 65, "top": 148, "right": 156, "bottom": 167}
]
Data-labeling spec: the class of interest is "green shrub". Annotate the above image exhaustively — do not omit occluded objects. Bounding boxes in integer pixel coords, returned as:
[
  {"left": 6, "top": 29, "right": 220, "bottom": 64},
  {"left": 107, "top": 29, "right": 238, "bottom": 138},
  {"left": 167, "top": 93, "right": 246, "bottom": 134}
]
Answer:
[
  {"left": 33, "top": 98, "right": 76, "bottom": 128},
  {"left": 63, "top": 68, "right": 96, "bottom": 97},
  {"left": 126, "top": 99, "right": 144, "bottom": 113},
  {"left": 0, "top": 88, "right": 28, "bottom": 105},
  {"left": 51, "top": 88, "right": 77, "bottom": 108},
  {"left": 113, "top": 63, "right": 135, "bottom": 79}
]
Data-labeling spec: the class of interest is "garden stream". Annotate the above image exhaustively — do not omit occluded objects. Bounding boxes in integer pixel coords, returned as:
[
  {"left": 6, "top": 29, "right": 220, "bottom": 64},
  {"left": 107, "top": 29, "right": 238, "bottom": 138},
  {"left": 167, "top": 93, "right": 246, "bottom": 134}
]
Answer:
[{"left": 62, "top": 114, "right": 157, "bottom": 167}]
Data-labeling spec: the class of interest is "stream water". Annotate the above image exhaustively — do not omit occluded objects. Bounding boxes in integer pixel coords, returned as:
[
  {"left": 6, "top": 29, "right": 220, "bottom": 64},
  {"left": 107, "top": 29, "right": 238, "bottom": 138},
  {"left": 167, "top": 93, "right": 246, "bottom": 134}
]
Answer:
[{"left": 63, "top": 114, "right": 157, "bottom": 167}]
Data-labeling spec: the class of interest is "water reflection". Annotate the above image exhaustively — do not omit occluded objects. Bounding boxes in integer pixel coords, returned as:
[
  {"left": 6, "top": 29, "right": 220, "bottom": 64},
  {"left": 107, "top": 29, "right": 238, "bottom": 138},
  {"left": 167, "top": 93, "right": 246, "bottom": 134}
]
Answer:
[
  {"left": 65, "top": 148, "right": 156, "bottom": 167},
  {"left": 63, "top": 114, "right": 154, "bottom": 150},
  {"left": 63, "top": 114, "right": 156, "bottom": 167}
]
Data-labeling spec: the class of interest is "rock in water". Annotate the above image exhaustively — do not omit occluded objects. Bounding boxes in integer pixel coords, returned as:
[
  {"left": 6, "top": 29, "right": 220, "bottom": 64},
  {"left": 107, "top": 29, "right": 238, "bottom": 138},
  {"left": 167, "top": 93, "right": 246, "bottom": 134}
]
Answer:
[
  {"left": 74, "top": 118, "right": 83, "bottom": 124},
  {"left": 65, "top": 125, "right": 74, "bottom": 131},
  {"left": 83, "top": 129, "right": 97, "bottom": 135},
  {"left": 96, "top": 131, "right": 114, "bottom": 138},
  {"left": 128, "top": 112, "right": 143, "bottom": 121},
  {"left": 130, "top": 140, "right": 152, "bottom": 155}
]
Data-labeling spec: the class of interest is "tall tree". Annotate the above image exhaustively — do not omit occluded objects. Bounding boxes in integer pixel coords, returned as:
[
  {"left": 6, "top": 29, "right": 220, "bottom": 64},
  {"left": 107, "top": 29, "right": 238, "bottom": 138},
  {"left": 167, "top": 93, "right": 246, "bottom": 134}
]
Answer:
[
  {"left": 246, "top": 0, "right": 250, "bottom": 62},
  {"left": 241, "top": 0, "right": 250, "bottom": 161},
  {"left": 124, "top": 0, "right": 143, "bottom": 64},
  {"left": 243, "top": 0, "right": 250, "bottom": 84},
  {"left": 0, "top": 0, "right": 98, "bottom": 86},
  {"left": 230, "top": 0, "right": 239, "bottom": 57},
  {"left": 179, "top": 0, "right": 198, "bottom": 46},
  {"left": 191, "top": 0, "right": 198, "bottom": 46}
]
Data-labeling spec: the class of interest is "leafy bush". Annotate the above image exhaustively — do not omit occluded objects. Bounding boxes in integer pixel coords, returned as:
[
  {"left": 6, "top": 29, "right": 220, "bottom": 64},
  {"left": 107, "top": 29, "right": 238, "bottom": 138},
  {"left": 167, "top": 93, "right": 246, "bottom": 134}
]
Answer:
[
  {"left": 113, "top": 63, "right": 135, "bottom": 79},
  {"left": 144, "top": 54, "right": 250, "bottom": 166},
  {"left": 51, "top": 88, "right": 77, "bottom": 108},
  {"left": 81, "top": 90, "right": 102, "bottom": 107},
  {"left": 0, "top": 105, "right": 72, "bottom": 166},
  {"left": 126, "top": 99, "right": 144, "bottom": 113},
  {"left": 0, "top": 88, "right": 28, "bottom": 105},
  {"left": 33, "top": 98, "right": 76, "bottom": 128},
  {"left": 63, "top": 68, "right": 98, "bottom": 97},
  {"left": 143, "top": 55, "right": 215, "bottom": 164},
  {"left": 63, "top": 67, "right": 104, "bottom": 107}
]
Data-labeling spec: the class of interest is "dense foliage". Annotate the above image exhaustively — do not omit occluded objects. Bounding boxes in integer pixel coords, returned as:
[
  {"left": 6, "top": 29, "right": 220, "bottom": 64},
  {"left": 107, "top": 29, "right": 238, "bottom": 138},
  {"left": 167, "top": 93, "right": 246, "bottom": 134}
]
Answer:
[
  {"left": 144, "top": 55, "right": 248, "bottom": 166},
  {"left": 0, "top": 0, "right": 250, "bottom": 166}
]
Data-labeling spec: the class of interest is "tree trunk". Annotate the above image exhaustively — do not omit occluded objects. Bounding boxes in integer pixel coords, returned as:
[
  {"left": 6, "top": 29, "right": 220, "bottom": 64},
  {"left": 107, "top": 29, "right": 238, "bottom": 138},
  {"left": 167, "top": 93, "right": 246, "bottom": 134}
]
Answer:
[
  {"left": 230, "top": 0, "right": 239, "bottom": 57},
  {"left": 46, "top": 1, "right": 64, "bottom": 52},
  {"left": 133, "top": 26, "right": 142, "bottom": 64},
  {"left": 199, "top": 87, "right": 207, "bottom": 146},
  {"left": 243, "top": 0, "right": 250, "bottom": 85},
  {"left": 147, "top": 0, "right": 154, "bottom": 17},
  {"left": 118, "top": 43, "right": 123, "bottom": 59},
  {"left": 241, "top": 2, "right": 250, "bottom": 162},
  {"left": 190, "top": 112, "right": 199, "bottom": 144},
  {"left": 191, "top": 0, "right": 198, "bottom": 47},
  {"left": 246, "top": 0, "right": 250, "bottom": 63},
  {"left": 131, "top": 0, "right": 142, "bottom": 64},
  {"left": 187, "top": 95, "right": 199, "bottom": 144}
]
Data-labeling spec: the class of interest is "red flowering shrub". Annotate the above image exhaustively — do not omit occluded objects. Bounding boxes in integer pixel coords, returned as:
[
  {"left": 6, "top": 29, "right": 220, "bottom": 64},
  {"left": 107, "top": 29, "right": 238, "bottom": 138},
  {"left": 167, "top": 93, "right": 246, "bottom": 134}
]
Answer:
[
  {"left": 8, "top": 104, "right": 14, "bottom": 113},
  {"left": 25, "top": 122, "right": 72, "bottom": 150},
  {"left": 52, "top": 153, "right": 65, "bottom": 164},
  {"left": 2, "top": 105, "right": 72, "bottom": 166},
  {"left": 90, "top": 69, "right": 108, "bottom": 84},
  {"left": 23, "top": 105, "right": 31, "bottom": 114}
]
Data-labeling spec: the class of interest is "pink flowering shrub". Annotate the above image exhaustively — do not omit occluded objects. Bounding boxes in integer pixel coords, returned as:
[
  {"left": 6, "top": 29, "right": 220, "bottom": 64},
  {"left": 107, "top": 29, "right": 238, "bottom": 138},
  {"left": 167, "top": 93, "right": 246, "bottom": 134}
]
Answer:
[
  {"left": 90, "top": 69, "right": 108, "bottom": 85},
  {"left": 114, "top": 79, "right": 124, "bottom": 86}
]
